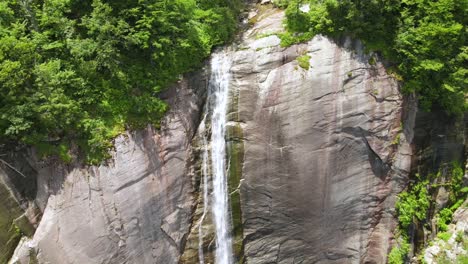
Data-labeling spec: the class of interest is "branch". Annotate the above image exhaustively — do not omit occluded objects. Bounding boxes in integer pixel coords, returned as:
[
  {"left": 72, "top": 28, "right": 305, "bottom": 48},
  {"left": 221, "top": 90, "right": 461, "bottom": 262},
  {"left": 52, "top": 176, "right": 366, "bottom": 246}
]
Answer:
[{"left": 0, "top": 159, "right": 27, "bottom": 178}]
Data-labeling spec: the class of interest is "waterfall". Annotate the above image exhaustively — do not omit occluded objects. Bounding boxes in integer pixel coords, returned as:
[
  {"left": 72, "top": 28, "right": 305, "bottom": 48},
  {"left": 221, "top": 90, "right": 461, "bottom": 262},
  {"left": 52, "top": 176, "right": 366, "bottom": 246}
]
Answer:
[
  {"left": 209, "top": 51, "right": 233, "bottom": 264},
  {"left": 198, "top": 115, "right": 209, "bottom": 264},
  {"left": 198, "top": 51, "right": 233, "bottom": 264}
]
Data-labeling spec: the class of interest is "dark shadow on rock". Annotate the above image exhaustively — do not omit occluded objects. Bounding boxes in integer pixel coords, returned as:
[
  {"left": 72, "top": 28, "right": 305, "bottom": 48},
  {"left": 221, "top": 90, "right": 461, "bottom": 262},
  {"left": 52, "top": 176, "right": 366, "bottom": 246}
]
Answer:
[
  {"left": 413, "top": 108, "right": 466, "bottom": 174},
  {"left": 0, "top": 148, "right": 38, "bottom": 204},
  {"left": 341, "top": 126, "right": 391, "bottom": 179}
]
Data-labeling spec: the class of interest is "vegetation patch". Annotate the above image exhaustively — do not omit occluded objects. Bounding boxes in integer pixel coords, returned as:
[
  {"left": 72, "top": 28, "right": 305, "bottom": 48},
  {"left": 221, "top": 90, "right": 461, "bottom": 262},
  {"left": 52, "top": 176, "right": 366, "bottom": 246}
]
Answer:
[
  {"left": 437, "top": 232, "right": 452, "bottom": 242},
  {"left": 435, "top": 164, "right": 467, "bottom": 232},
  {"left": 392, "top": 133, "right": 401, "bottom": 146},
  {"left": 388, "top": 235, "right": 410, "bottom": 264},
  {"left": 227, "top": 123, "right": 245, "bottom": 262},
  {"left": 255, "top": 32, "right": 278, "bottom": 40},
  {"left": 296, "top": 54, "right": 311, "bottom": 70},
  {"left": 391, "top": 162, "right": 468, "bottom": 263},
  {"left": 395, "top": 173, "right": 431, "bottom": 229},
  {"left": 431, "top": 233, "right": 468, "bottom": 264},
  {"left": 278, "top": 31, "right": 314, "bottom": 47}
]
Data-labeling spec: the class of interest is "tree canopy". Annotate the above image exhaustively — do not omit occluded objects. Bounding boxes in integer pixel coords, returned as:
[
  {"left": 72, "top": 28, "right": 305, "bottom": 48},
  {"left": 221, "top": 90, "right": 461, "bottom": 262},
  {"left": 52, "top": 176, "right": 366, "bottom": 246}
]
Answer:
[{"left": 0, "top": 0, "right": 241, "bottom": 163}]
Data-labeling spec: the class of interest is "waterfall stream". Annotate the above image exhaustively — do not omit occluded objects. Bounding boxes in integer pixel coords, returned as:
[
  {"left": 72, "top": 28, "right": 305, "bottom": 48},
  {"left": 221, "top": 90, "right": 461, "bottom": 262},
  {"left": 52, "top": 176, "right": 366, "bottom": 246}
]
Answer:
[
  {"left": 198, "top": 116, "right": 209, "bottom": 264},
  {"left": 198, "top": 51, "right": 233, "bottom": 264}
]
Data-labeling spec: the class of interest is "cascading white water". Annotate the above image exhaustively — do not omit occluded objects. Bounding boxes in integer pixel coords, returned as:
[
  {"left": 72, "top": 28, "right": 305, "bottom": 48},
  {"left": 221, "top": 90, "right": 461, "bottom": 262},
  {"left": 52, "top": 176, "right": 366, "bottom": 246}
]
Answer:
[
  {"left": 197, "top": 115, "right": 209, "bottom": 264},
  {"left": 198, "top": 51, "right": 233, "bottom": 264}
]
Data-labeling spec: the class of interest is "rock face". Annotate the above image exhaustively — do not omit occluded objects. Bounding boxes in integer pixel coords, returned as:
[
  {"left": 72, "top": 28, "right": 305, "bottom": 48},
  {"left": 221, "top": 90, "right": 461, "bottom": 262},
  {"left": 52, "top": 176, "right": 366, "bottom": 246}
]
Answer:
[
  {"left": 424, "top": 203, "right": 468, "bottom": 263},
  {"left": 7, "top": 72, "right": 208, "bottom": 264},
  {"left": 0, "top": 174, "right": 25, "bottom": 263},
  {"left": 226, "top": 8, "right": 413, "bottom": 264},
  {"left": 412, "top": 110, "right": 466, "bottom": 175},
  {"left": 0, "top": 147, "right": 39, "bottom": 263}
]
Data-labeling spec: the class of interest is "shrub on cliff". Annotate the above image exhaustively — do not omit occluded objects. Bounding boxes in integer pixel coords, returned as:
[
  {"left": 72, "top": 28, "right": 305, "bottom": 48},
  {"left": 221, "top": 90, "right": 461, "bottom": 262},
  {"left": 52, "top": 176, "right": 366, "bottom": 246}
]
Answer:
[{"left": 395, "top": 174, "right": 431, "bottom": 229}]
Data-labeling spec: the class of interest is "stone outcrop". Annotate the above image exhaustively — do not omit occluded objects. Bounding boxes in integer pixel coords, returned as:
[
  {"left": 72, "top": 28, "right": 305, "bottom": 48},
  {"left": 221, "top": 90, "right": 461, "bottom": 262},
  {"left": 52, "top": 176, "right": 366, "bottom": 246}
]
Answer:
[
  {"left": 7, "top": 72, "right": 208, "bottom": 264},
  {"left": 227, "top": 7, "right": 413, "bottom": 264},
  {"left": 423, "top": 202, "right": 468, "bottom": 263}
]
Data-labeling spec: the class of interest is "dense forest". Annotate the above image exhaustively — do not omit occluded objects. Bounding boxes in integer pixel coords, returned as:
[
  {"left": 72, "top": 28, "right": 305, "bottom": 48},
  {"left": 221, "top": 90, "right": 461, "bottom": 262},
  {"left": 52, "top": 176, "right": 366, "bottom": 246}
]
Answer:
[
  {"left": 1, "top": 0, "right": 466, "bottom": 164},
  {"left": 0, "top": 0, "right": 241, "bottom": 163},
  {"left": 282, "top": 0, "right": 467, "bottom": 114}
]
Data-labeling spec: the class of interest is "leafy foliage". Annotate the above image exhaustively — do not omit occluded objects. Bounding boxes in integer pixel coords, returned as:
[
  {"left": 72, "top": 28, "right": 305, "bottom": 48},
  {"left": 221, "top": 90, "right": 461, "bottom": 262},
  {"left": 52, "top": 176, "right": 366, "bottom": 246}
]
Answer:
[
  {"left": 278, "top": 31, "right": 314, "bottom": 47},
  {"left": 0, "top": 0, "right": 241, "bottom": 163},
  {"left": 388, "top": 237, "right": 410, "bottom": 264},
  {"left": 437, "top": 232, "right": 452, "bottom": 242},
  {"left": 435, "top": 163, "right": 468, "bottom": 231},
  {"left": 393, "top": 163, "right": 467, "bottom": 261},
  {"left": 281, "top": 0, "right": 467, "bottom": 114},
  {"left": 296, "top": 54, "right": 311, "bottom": 69},
  {"left": 437, "top": 207, "right": 454, "bottom": 232},
  {"left": 396, "top": 173, "right": 431, "bottom": 229}
]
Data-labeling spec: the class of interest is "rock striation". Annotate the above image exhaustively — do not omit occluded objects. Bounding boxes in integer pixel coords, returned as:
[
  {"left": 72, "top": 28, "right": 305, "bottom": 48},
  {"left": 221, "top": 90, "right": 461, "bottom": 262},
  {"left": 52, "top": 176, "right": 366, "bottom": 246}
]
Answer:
[
  {"left": 7, "top": 72, "right": 208, "bottom": 264},
  {"left": 228, "top": 7, "right": 413, "bottom": 264}
]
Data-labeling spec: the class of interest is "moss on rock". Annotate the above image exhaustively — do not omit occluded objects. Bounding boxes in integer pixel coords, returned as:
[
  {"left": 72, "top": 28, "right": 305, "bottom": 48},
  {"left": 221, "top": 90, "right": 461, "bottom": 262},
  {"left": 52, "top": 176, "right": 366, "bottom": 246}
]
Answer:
[
  {"left": 227, "top": 123, "right": 245, "bottom": 263},
  {"left": 226, "top": 82, "right": 245, "bottom": 263}
]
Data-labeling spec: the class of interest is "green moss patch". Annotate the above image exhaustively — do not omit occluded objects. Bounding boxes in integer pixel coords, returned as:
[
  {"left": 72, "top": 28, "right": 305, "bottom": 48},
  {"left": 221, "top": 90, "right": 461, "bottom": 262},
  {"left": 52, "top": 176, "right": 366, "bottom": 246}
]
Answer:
[
  {"left": 229, "top": 143, "right": 243, "bottom": 260},
  {"left": 297, "top": 54, "right": 311, "bottom": 70},
  {"left": 227, "top": 123, "right": 244, "bottom": 262}
]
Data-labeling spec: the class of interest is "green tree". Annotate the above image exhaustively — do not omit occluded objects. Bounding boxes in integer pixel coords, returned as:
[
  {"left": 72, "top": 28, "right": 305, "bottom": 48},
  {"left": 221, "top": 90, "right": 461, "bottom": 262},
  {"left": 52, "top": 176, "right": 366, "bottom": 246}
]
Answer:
[{"left": 0, "top": 0, "right": 242, "bottom": 163}]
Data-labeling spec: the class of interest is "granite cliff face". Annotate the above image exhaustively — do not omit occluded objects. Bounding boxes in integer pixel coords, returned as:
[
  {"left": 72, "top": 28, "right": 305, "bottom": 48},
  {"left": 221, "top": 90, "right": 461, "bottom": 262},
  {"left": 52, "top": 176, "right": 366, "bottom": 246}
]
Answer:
[
  {"left": 227, "top": 9, "right": 411, "bottom": 264},
  {"left": 2, "top": 4, "right": 465, "bottom": 264},
  {"left": 182, "top": 7, "right": 414, "bottom": 264},
  {"left": 5, "top": 72, "right": 208, "bottom": 263}
]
